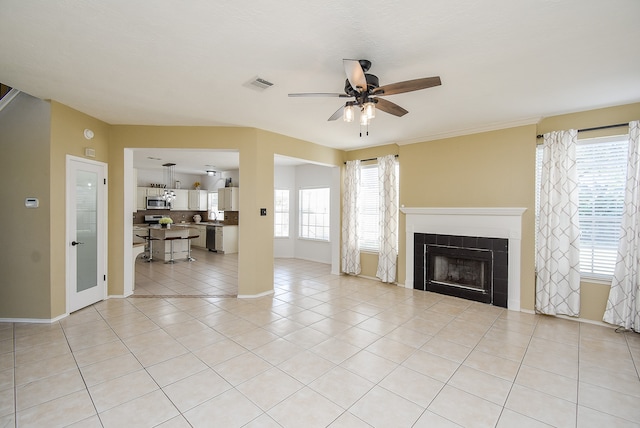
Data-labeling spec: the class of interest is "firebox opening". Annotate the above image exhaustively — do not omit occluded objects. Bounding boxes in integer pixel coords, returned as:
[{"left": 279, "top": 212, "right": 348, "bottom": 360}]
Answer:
[{"left": 432, "top": 255, "right": 487, "bottom": 292}]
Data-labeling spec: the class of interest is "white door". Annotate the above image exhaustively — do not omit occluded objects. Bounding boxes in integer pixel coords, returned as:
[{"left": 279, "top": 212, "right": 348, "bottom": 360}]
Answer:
[{"left": 66, "top": 156, "right": 108, "bottom": 313}]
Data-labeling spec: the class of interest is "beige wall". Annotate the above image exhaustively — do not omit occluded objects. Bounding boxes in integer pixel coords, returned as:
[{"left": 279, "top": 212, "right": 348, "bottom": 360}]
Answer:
[
  {"left": 398, "top": 125, "right": 538, "bottom": 310},
  {"left": 0, "top": 93, "right": 52, "bottom": 318}
]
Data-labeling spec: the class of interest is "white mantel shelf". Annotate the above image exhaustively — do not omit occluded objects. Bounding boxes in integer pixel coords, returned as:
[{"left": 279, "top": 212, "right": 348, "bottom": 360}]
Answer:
[
  {"left": 401, "top": 206, "right": 527, "bottom": 311},
  {"left": 401, "top": 207, "right": 527, "bottom": 217}
]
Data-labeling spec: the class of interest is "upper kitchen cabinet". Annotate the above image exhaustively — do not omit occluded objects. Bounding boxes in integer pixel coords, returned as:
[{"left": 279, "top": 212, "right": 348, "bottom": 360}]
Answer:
[
  {"left": 218, "top": 187, "right": 239, "bottom": 211},
  {"left": 188, "top": 190, "right": 208, "bottom": 211},
  {"left": 136, "top": 186, "right": 165, "bottom": 210},
  {"left": 171, "top": 189, "right": 189, "bottom": 210}
]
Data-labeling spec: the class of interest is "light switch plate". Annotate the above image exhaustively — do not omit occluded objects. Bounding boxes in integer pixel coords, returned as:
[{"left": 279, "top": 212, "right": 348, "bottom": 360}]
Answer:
[{"left": 260, "top": 208, "right": 267, "bottom": 216}]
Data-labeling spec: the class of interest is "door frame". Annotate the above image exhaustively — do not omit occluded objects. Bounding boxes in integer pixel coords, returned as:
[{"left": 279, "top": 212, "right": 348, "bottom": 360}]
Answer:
[{"left": 65, "top": 155, "right": 108, "bottom": 313}]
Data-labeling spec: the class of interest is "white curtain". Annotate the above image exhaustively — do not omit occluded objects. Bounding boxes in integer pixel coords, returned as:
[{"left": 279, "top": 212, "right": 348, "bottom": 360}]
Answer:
[
  {"left": 376, "top": 155, "right": 398, "bottom": 283},
  {"left": 604, "top": 121, "right": 640, "bottom": 330},
  {"left": 536, "top": 130, "right": 581, "bottom": 316},
  {"left": 342, "top": 160, "right": 361, "bottom": 275}
]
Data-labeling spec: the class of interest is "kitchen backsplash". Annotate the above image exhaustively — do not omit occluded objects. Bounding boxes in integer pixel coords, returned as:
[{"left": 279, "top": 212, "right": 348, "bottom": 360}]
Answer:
[
  {"left": 133, "top": 209, "right": 239, "bottom": 225},
  {"left": 133, "top": 210, "right": 206, "bottom": 224},
  {"left": 220, "top": 211, "right": 239, "bottom": 225}
]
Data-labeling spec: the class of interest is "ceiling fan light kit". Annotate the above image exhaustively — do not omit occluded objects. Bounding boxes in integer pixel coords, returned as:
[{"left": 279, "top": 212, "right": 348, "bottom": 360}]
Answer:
[
  {"left": 343, "top": 102, "right": 355, "bottom": 122},
  {"left": 290, "top": 59, "right": 441, "bottom": 137}
]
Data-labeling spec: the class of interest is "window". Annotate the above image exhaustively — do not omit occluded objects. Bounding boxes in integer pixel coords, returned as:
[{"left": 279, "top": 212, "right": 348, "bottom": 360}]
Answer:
[
  {"left": 274, "top": 189, "right": 289, "bottom": 238},
  {"left": 535, "top": 135, "right": 628, "bottom": 278},
  {"left": 358, "top": 163, "right": 399, "bottom": 252},
  {"left": 299, "top": 187, "right": 330, "bottom": 241},
  {"left": 207, "top": 191, "right": 223, "bottom": 221}
]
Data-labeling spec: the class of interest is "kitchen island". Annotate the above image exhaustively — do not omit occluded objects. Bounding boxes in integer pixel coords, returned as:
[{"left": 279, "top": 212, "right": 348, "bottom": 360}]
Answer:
[{"left": 149, "top": 226, "right": 194, "bottom": 262}]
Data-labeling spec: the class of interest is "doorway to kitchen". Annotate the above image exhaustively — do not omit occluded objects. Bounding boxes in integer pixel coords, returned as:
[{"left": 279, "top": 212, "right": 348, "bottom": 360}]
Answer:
[{"left": 125, "top": 148, "right": 240, "bottom": 297}]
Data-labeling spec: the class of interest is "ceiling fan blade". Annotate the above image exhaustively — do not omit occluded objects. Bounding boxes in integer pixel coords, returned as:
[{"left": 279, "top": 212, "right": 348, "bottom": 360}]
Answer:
[
  {"left": 375, "top": 98, "right": 409, "bottom": 117},
  {"left": 343, "top": 59, "right": 367, "bottom": 93},
  {"left": 373, "top": 76, "right": 441, "bottom": 96},
  {"left": 328, "top": 105, "right": 345, "bottom": 121},
  {"left": 288, "top": 93, "right": 350, "bottom": 98}
]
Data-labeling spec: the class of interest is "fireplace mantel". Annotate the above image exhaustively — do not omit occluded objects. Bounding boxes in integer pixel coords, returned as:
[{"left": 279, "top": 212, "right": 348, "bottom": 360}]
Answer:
[{"left": 401, "top": 207, "right": 526, "bottom": 311}]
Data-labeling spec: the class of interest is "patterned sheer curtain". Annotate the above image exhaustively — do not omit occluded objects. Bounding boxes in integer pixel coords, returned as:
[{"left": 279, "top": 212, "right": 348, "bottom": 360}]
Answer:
[
  {"left": 536, "top": 130, "right": 581, "bottom": 316},
  {"left": 341, "top": 160, "right": 361, "bottom": 275},
  {"left": 604, "top": 121, "right": 640, "bottom": 330},
  {"left": 376, "top": 154, "right": 398, "bottom": 283}
]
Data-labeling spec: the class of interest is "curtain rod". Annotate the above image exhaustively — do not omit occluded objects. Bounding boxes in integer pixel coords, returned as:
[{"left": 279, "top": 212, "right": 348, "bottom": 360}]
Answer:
[
  {"left": 536, "top": 122, "right": 629, "bottom": 139},
  {"left": 344, "top": 154, "right": 398, "bottom": 164}
]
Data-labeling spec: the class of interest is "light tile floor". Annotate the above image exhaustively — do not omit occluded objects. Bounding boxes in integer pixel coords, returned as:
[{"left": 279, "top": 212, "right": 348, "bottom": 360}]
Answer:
[
  {"left": 2, "top": 252, "right": 640, "bottom": 427},
  {"left": 133, "top": 248, "right": 239, "bottom": 297}
]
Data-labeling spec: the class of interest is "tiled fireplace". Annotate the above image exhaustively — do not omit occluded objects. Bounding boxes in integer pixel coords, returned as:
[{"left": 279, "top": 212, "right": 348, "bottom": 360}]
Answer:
[
  {"left": 401, "top": 207, "right": 526, "bottom": 311},
  {"left": 415, "top": 233, "right": 509, "bottom": 307}
]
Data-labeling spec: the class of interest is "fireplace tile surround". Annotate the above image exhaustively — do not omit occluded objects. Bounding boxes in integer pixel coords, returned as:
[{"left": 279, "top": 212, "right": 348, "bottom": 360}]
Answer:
[
  {"left": 415, "top": 233, "right": 509, "bottom": 308},
  {"left": 401, "top": 207, "right": 526, "bottom": 311}
]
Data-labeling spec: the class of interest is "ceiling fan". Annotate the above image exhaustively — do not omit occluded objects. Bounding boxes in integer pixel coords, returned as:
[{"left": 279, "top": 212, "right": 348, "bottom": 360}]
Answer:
[{"left": 288, "top": 59, "right": 441, "bottom": 129}]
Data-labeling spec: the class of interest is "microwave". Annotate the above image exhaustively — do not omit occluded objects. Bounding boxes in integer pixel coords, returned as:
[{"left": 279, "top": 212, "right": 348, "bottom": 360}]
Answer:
[{"left": 146, "top": 196, "right": 170, "bottom": 210}]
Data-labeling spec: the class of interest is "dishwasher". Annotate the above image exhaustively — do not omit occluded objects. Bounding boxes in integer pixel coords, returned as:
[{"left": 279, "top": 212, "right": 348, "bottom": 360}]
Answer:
[{"left": 206, "top": 225, "right": 216, "bottom": 251}]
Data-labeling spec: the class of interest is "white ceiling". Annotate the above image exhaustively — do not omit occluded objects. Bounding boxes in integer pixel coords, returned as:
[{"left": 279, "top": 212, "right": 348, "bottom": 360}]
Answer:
[
  {"left": 2, "top": 0, "right": 639, "bottom": 161},
  {"left": 132, "top": 149, "right": 304, "bottom": 175}
]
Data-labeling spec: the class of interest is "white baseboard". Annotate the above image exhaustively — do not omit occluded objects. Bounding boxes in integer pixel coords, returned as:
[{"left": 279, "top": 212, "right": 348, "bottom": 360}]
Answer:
[
  {"left": 520, "top": 308, "right": 615, "bottom": 329},
  {"left": 0, "top": 312, "right": 68, "bottom": 324},
  {"left": 238, "top": 289, "right": 275, "bottom": 299}
]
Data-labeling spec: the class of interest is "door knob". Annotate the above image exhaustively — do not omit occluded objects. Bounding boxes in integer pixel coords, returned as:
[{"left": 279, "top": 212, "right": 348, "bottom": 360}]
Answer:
[{"left": 71, "top": 241, "right": 84, "bottom": 246}]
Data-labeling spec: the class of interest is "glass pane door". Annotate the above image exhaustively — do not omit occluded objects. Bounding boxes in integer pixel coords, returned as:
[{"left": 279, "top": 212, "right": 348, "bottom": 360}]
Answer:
[{"left": 76, "top": 170, "right": 98, "bottom": 292}]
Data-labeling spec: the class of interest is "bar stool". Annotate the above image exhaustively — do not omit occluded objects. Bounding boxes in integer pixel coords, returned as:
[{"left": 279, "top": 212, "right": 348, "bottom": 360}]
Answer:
[
  {"left": 137, "top": 235, "right": 159, "bottom": 262},
  {"left": 164, "top": 236, "right": 182, "bottom": 264},
  {"left": 184, "top": 235, "right": 199, "bottom": 262}
]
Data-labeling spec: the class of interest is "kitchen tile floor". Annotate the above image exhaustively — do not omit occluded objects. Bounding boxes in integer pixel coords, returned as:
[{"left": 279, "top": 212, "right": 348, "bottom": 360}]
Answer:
[
  {"left": 2, "top": 256, "right": 640, "bottom": 427},
  {"left": 133, "top": 248, "right": 239, "bottom": 297}
]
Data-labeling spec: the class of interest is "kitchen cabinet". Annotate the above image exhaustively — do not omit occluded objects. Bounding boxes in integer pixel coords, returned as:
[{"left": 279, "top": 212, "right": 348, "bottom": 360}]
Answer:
[
  {"left": 215, "top": 225, "right": 238, "bottom": 254},
  {"left": 189, "top": 224, "right": 207, "bottom": 248},
  {"left": 136, "top": 187, "right": 147, "bottom": 210},
  {"left": 218, "top": 187, "right": 239, "bottom": 211},
  {"left": 147, "top": 187, "right": 164, "bottom": 197},
  {"left": 171, "top": 189, "right": 189, "bottom": 210},
  {"left": 188, "top": 190, "right": 208, "bottom": 210}
]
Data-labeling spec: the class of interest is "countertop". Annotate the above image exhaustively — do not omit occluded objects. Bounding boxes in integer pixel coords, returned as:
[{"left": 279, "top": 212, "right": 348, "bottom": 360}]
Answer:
[{"left": 133, "top": 221, "right": 227, "bottom": 228}]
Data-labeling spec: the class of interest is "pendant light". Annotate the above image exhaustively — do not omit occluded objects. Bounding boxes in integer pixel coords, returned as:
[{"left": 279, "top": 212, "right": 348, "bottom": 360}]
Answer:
[{"left": 162, "top": 163, "right": 176, "bottom": 203}]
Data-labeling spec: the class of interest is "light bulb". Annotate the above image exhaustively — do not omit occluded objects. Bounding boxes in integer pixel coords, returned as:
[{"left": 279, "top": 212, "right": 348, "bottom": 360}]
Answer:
[
  {"left": 360, "top": 112, "right": 369, "bottom": 126},
  {"left": 343, "top": 104, "right": 355, "bottom": 122},
  {"left": 364, "top": 101, "right": 375, "bottom": 119}
]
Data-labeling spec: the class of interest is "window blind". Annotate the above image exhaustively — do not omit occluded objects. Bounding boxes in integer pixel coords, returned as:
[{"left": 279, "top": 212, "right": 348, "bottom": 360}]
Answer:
[
  {"left": 359, "top": 166, "right": 379, "bottom": 251},
  {"left": 575, "top": 137, "right": 627, "bottom": 277}
]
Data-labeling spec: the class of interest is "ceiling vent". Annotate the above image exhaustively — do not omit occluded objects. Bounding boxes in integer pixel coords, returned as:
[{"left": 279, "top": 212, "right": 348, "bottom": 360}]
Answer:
[{"left": 244, "top": 76, "right": 274, "bottom": 91}]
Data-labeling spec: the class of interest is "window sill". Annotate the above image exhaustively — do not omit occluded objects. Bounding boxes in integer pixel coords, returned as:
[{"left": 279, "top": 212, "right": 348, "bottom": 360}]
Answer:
[
  {"left": 298, "top": 237, "right": 330, "bottom": 243},
  {"left": 359, "top": 249, "right": 379, "bottom": 254},
  {"left": 580, "top": 275, "right": 612, "bottom": 286}
]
